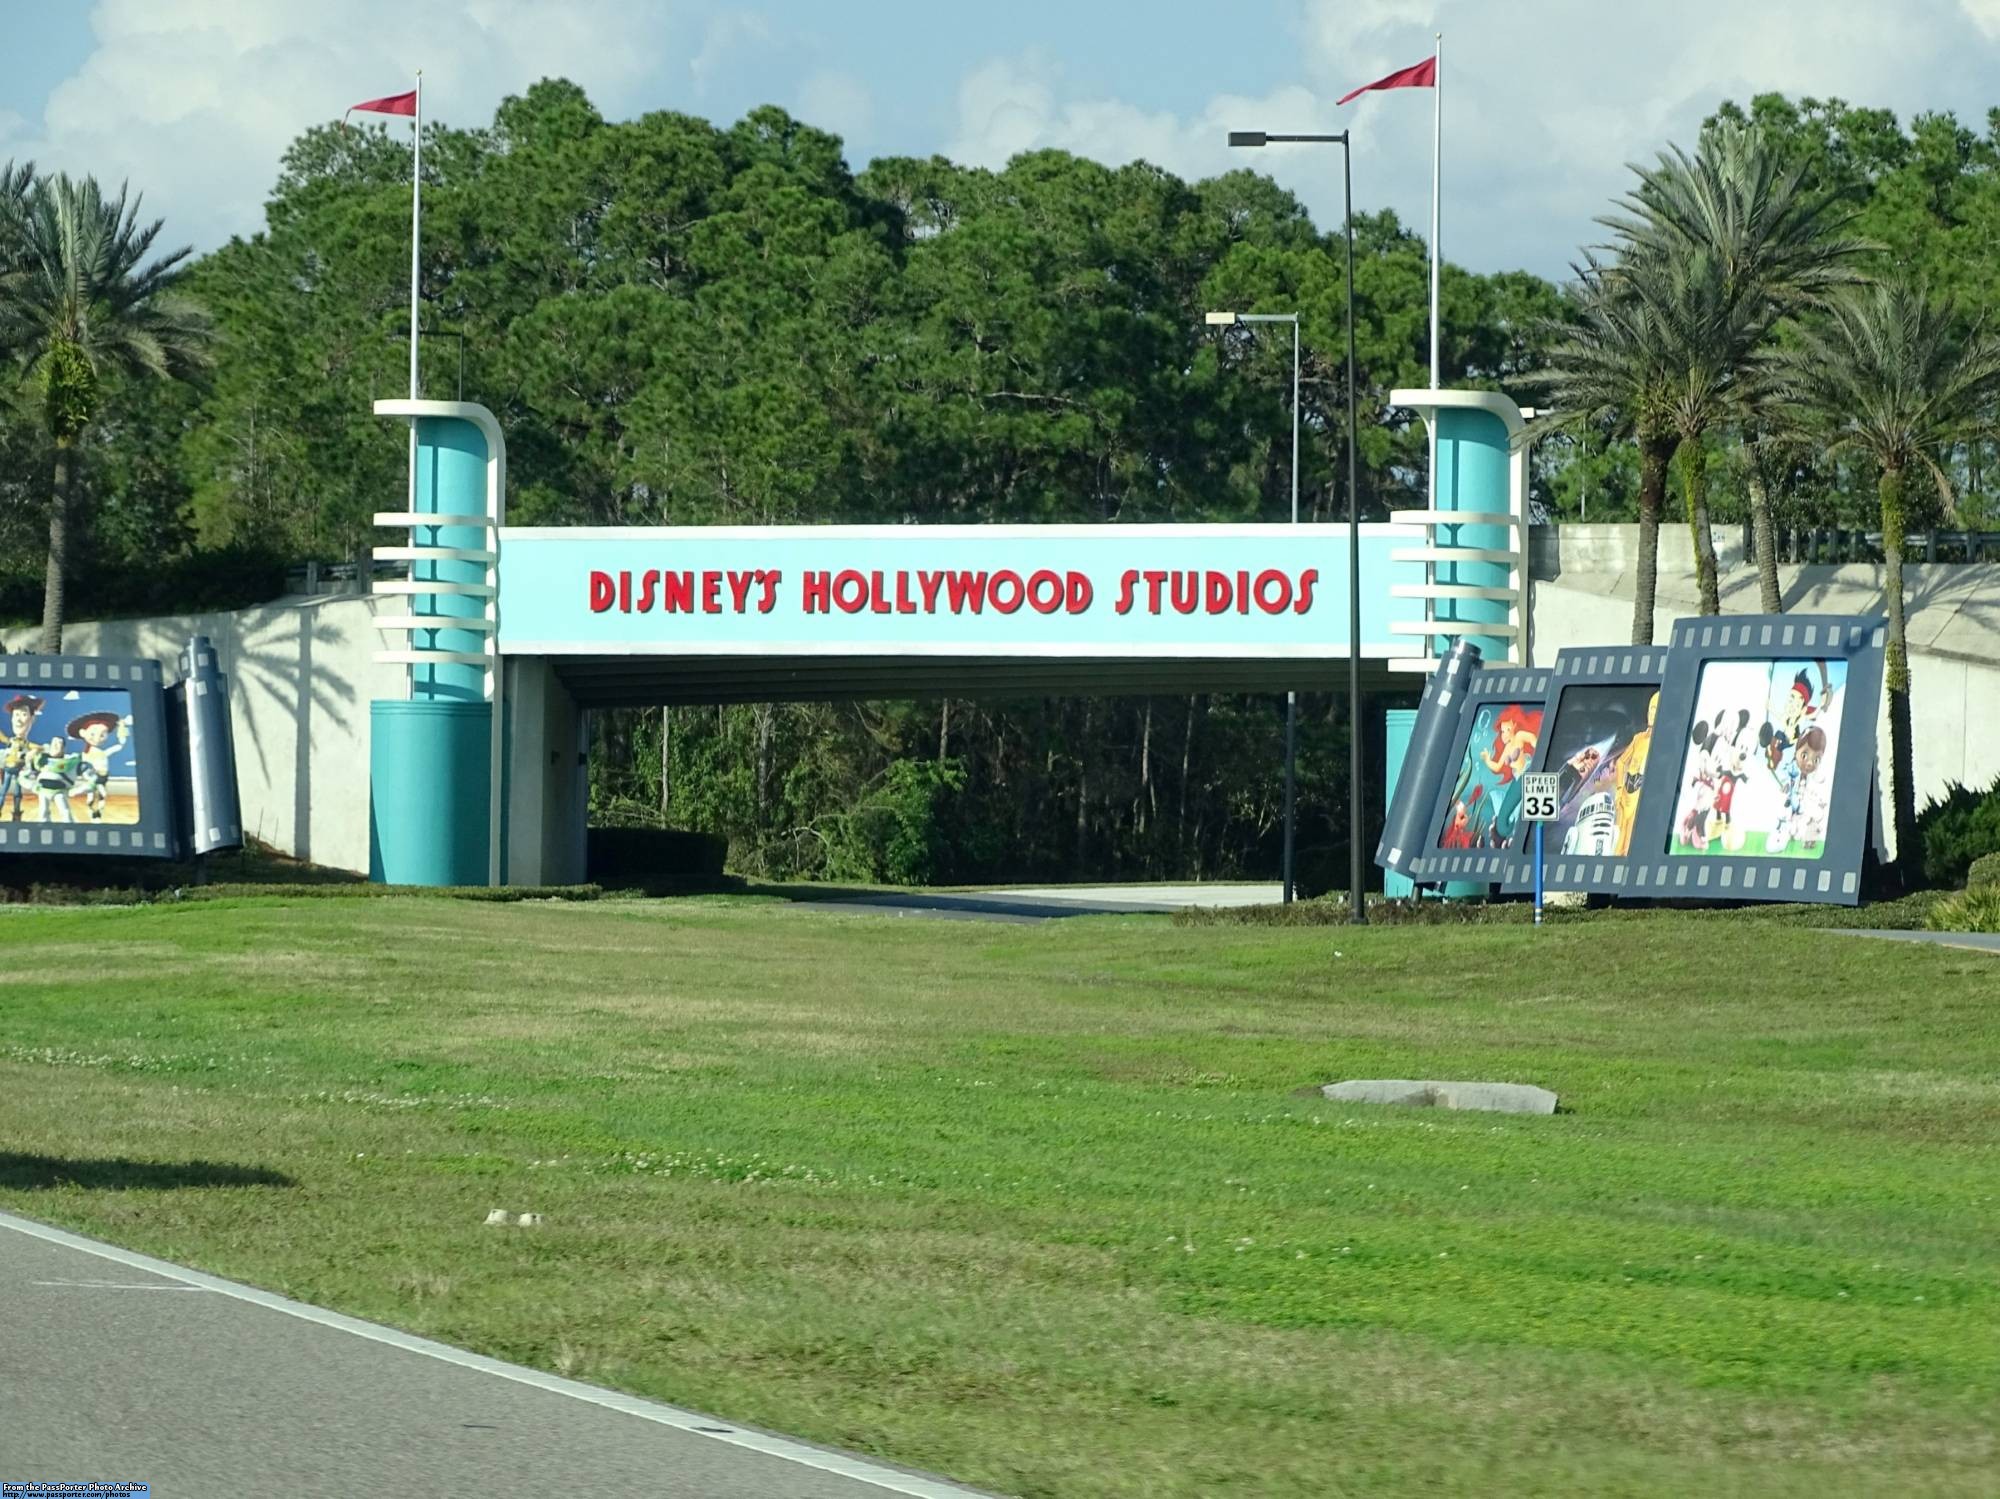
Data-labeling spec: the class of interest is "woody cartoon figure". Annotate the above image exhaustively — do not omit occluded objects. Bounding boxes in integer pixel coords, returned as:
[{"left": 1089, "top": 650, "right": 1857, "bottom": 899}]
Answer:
[
  {"left": 0, "top": 692, "right": 44, "bottom": 821},
  {"left": 67, "top": 711, "right": 132, "bottom": 821}
]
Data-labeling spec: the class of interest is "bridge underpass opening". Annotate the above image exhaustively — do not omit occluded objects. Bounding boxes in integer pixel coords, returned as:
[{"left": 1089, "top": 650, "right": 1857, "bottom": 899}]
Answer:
[{"left": 565, "top": 670, "right": 1418, "bottom": 898}]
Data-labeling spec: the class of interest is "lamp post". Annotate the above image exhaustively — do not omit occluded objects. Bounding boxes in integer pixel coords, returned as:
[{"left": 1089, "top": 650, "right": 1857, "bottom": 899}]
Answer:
[
  {"left": 1227, "top": 128, "right": 1365, "bottom": 924},
  {"left": 1205, "top": 310, "right": 1300, "bottom": 903}
]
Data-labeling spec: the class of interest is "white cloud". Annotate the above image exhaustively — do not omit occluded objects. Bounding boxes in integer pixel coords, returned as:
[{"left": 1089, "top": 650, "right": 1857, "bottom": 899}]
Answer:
[
  {"left": 795, "top": 69, "right": 872, "bottom": 150},
  {"left": 13, "top": 0, "right": 683, "bottom": 250},
  {"left": 1964, "top": 0, "right": 2000, "bottom": 38},
  {"left": 948, "top": 56, "right": 1324, "bottom": 187},
  {"left": 14, "top": 0, "right": 2000, "bottom": 278},
  {"left": 945, "top": 0, "right": 2000, "bottom": 278},
  {"left": 689, "top": 10, "right": 771, "bottom": 93}
]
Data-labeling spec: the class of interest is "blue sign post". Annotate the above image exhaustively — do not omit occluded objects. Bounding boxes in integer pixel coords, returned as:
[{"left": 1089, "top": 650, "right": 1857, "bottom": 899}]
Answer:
[{"left": 1520, "top": 770, "right": 1560, "bottom": 926}]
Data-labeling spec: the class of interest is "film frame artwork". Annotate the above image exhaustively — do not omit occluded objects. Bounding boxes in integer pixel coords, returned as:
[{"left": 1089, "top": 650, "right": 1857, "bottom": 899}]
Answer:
[
  {"left": 1624, "top": 615, "right": 1886, "bottom": 905},
  {"left": 1497, "top": 647, "right": 1670, "bottom": 894},
  {"left": 0, "top": 653, "right": 178, "bottom": 859},
  {"left": 1415, "top": 665, "right": 1553, "bottom": 886}
]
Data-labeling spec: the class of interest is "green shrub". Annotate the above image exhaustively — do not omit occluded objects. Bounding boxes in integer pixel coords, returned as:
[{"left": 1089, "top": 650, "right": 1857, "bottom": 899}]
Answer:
[
  {"left": 183, "top": 882, "right": 602, "bottom": 904},
  {"left": 1173, "top": 896, "right": 1536, "bottom": 928},
  {"left": 1924, "top": 885, "right": 2000, "bottom": 934},
  {"left": 1171, "top": 889, "right": 1947, "bottom": 930},
  {"left": 1966, "top": 851, "right": 2000, "bottom": 890},
  {"left": 0, "top": 544, "right": 288, "bottom": 633},
  {"left": 823, "top": 758, "right": 967, "bottom": 886},
  {"left": 1914, "top": 776, "right": 2000, "bottom": 889}
]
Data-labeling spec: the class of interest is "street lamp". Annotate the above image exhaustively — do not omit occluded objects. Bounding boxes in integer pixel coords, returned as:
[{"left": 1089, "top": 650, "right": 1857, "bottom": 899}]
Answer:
[
  {"left": 1205, "top": 310, "right": 1301, "bottom": 905},
  {"left": 1228, "top": 127, "right": 1364, "bottom": 925}
]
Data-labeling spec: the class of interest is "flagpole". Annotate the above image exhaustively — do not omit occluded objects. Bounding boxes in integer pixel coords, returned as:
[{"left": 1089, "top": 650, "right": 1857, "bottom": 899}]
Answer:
[
  {"left": 1427, "top": 34, "right": 1441, "bottom": 658},
  {"left": 1429, "top": 34, "right": 1440, "bottom": 392},
  {"left": 406, "top": 70, "right": 422, "bottom": 702},
  {"left": 409, "top": 70, "right": 422, "bottom": 403}
]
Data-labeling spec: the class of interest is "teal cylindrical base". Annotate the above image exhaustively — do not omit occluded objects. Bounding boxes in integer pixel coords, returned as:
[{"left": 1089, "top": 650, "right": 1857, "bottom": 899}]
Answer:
[
  {"left": 1383, "top": 709, "right": 1417, "bottom": 899},
  {"left": 370, "top": 699, "right": 491, "bottom": 886}
]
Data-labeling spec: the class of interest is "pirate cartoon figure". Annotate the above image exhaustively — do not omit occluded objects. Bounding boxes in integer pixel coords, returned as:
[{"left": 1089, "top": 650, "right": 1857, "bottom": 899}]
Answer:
[
  {"left": 67, "top": 710, "right": 132, "bottom": 821},
  {"left": 1763, "top": 661, "right": 1832, "bottom": 771},
  {"left": 29, "top": 735, "right": 82, "bottom": 824},
  {"left": 0, "top": 692, "right": 44, "bottom": 821}
]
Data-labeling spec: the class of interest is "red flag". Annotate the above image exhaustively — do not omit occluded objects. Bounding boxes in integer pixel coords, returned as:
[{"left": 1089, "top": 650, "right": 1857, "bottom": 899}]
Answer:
[
  {"left": 1336, "top": 56, "right": 1436, "bottom": 105},
  {"left": 345, "top": 90, "right": 417, "bottom": 122}
]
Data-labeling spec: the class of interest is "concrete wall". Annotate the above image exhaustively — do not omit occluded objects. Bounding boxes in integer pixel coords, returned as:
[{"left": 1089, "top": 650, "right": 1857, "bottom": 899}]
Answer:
[
  {"left": 503, "top": 657, "right": 589, "bottom": 886},
  {"left": 48, "top": 524, "right": 1997, "bottom": 877},
  {"left": 61, "top": 595, "right": 402, "bottom": 875},
  {"left": 60, "top": 596, "right": 592, "bottom": 883},
  {"left": 1530, "top": 525, "right": 2000, "bottom": 811}
]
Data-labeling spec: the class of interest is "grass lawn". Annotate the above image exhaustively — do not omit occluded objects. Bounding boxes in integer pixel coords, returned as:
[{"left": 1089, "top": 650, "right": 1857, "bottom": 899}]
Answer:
[{"left": 1, "top": 895, "right": 1996, "bottom": 1496}]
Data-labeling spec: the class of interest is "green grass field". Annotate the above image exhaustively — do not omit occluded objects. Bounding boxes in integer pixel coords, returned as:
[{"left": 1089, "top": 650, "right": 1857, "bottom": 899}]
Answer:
[{"left": 2, "top": 896, "right": 1996, "bottom": 1496}]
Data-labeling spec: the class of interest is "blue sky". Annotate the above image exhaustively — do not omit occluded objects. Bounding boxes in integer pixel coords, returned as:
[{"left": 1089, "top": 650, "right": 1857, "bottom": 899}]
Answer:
[{"left": 8, "top": 1, "right": 2000, "bottom": 279}]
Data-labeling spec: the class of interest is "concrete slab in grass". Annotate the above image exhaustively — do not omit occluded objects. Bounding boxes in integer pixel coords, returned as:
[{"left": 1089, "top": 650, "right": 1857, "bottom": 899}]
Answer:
[{"left": 1321, "top": 1080, "right": 1559, "bottom": 1115}]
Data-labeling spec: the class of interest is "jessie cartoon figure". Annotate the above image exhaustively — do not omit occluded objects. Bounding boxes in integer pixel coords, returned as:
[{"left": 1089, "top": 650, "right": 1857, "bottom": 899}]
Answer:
[
  {"left": 0, "top": 692, "right": 43, "bottom": 822},
  {"left": 66, "top": 711, "right": 131, "bottom": 822}
]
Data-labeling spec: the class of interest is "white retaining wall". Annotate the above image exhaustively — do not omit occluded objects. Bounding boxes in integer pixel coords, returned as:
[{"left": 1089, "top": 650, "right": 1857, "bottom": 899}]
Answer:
[
  {"left": 1530, "top": 526, "right": 2000, "bottom": 809},
  {"left": 33, "top": 526, "right": 1997, "bottom": 876},
  {"left": 55, "top": 594, "right": 399, "bottom": 875}
]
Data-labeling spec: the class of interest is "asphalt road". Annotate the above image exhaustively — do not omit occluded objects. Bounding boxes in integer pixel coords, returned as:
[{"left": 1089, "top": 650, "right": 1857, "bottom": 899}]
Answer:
[
  {"left": 785, "top": 882, "right": 1284, "bottom": 923},
  {"left": 0, "top": 1211, "right": 992, "bottom": 1498},
  {"left": 1830, "top": 928, "right": 2000, "bottom": 955}
]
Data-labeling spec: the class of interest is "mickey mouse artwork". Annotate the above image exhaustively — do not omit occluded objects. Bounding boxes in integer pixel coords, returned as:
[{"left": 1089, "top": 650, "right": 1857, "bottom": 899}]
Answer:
[{"left": 1668, "top": 659, "right": 1845, "bottom": 858}]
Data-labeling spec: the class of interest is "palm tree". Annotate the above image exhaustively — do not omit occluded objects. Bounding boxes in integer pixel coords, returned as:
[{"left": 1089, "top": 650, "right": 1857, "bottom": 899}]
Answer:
[
  {"left": 1609, "top": 245, "right": 1763, "bottom": 619},
  {"left": 0, "top": 171, "right": 211, "bottom": 653},
  {"left": 1539, "top": 263, "right": 1680, "bottom": 645},
  {"left": 1602, "top": 121, "right": 1870, "bottom": 614},
  {"left": 1774, "top": 281, "right": 2000, "bottom": 873},
  {"left": 1738, "top": 426, "right": 1808, "bottom": 613}
]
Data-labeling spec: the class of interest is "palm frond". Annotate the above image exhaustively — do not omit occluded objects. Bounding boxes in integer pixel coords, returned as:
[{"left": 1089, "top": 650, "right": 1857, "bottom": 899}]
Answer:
[
  {"left": 1770, "top": 281, "right": 2000, "bottom": 479},
  {"left": 0, "top": 169, "right": 213, "bottom": 392}
]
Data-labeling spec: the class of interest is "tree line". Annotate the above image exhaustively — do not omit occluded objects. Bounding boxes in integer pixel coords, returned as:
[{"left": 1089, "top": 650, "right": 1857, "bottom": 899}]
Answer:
[{"left": 3, "top": 82, "right": 1995, "bottom": 882}]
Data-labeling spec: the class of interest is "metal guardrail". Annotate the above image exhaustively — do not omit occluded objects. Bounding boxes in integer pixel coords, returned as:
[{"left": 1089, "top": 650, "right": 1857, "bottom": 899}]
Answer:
[
  {"left": 1744, "top": 523, "right": 2000, "bottom": 565},
  {"left": 284, "top": 559, "right": 410, "bottom": 594}
]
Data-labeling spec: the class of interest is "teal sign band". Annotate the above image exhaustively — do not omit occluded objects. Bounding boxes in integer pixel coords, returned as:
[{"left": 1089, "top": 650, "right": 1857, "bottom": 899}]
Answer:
[{"left": 497, "top": 525, "right": 1429, "bottom": 657}]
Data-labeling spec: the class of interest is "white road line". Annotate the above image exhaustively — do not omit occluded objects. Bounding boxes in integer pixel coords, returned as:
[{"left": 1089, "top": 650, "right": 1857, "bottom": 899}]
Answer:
[
  {"left": 32, "top": 1278, "right": 208, "bottom": 1290},
  {"left": 0, "top": 1209, "right": 995, "bottom": 1499}
]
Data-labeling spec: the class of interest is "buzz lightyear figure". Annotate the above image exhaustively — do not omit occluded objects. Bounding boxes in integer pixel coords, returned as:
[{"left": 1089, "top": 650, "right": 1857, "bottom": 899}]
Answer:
[
  {"left": 29, "top": 736, "right": 82, "bottom": 824},
  {"left": 66, "top": 711, "right": 132, "bottom": 821}
]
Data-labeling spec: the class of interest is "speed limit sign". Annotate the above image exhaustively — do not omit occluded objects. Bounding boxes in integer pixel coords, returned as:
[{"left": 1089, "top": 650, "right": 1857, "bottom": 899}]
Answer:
[{"left": 1520, "top": 772, "right": 1561, "bottom": 822}]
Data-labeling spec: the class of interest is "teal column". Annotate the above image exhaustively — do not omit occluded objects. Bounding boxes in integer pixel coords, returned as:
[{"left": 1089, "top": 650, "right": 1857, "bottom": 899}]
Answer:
[
  {"left": 410, "top": 418, "right": 491, "bottom": 702},
  {"left": 370, "top": 411, "right": 494, "bottom": 886},
  {"left": 1383, "top": 709, "right": 1417, "bottom": 899},
  {"left": 1431, "top": 407, "right": 1513, "bottom": 662}
]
